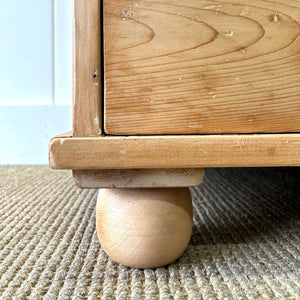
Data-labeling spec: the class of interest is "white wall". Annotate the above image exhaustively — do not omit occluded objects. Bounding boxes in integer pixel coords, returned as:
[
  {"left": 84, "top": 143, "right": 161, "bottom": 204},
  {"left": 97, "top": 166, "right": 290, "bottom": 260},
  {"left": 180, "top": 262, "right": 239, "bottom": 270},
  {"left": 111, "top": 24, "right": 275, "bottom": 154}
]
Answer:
[{"left": 0, "top": 0, "right": 73, "bottom": 164}]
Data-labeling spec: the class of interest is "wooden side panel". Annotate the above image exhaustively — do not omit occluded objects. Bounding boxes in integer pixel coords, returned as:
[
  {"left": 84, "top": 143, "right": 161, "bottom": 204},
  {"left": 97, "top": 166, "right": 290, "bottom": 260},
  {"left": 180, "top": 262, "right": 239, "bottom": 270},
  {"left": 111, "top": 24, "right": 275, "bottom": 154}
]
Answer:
[
  {"left": 73, "top": 0, "right": 102, "bottom": 136},
  {"left": 104, "top": 0, "right": 300, "bottom": 135},
  {"left": 49, "top": 134, "right": 300, "bottom": 169},
  {"left": 73, "top": 168, "right": 204, "bottom": 188}
]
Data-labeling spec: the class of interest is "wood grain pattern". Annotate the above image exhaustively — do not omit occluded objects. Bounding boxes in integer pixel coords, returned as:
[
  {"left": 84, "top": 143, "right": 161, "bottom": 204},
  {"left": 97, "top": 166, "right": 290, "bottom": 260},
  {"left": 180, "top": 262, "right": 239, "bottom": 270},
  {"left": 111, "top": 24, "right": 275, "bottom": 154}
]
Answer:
[
  {"left": 104, "top": 0, "right": 300, "bottom": 135},
  {"left": 49, "top": 134, "right": 300, "bottom": 169},
  {"left": 73, "top": 168, "right": 204, "bottom": 188},
  {"left": 73, "top": 0, "right": 102, "bottom": 136},
  {"left": 96, "top": 188, "right": 193, "bottom": 268}
]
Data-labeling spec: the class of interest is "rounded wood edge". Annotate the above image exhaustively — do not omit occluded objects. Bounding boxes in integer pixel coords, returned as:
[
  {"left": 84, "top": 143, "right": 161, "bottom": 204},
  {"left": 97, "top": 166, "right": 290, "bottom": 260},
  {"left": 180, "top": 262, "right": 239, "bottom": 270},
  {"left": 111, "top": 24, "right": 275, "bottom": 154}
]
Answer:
[
  {"left": 96, "top": 188, "right": 193, "bottom": 268},
  {"left": 48, "top": 134, "right": 300, "bottom": 170}
]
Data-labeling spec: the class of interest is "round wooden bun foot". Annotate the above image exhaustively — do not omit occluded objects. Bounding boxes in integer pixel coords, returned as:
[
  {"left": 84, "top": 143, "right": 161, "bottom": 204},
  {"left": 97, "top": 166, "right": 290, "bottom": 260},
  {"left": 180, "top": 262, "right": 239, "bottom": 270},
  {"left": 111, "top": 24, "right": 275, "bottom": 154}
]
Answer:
[{"left": 96, "top": 188, "right": 193, "bottom": 269}]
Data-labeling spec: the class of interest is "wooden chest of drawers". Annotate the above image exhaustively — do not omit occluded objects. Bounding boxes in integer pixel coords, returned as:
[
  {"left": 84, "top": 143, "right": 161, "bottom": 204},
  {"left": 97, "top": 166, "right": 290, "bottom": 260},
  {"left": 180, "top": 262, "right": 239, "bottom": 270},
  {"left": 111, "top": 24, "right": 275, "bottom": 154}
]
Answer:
[{"left": 49, "top": 0, "right": 300, "bottom": 268}]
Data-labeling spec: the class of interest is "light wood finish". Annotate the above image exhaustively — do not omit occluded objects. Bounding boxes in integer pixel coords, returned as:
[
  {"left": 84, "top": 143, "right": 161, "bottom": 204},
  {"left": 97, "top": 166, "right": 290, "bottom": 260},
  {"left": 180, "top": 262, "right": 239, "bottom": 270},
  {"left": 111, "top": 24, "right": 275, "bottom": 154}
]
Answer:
[
  {"left": 96, "top": 188, "right": 193, "bottom": 268},
  {"left": 73, "top": 0, "right": 102, "bottom": 136},
  {"left": 49, "top": 134, "right": 300, "bottom": 169},
  {"left": 53, "top": 131, "right": 73, "bottom": 138},
  {"left": 104, "top": 0, "right": 300, "bottom": 135},
  {"left": 73, "top": 168, "right": 204, "bottom": 188}
]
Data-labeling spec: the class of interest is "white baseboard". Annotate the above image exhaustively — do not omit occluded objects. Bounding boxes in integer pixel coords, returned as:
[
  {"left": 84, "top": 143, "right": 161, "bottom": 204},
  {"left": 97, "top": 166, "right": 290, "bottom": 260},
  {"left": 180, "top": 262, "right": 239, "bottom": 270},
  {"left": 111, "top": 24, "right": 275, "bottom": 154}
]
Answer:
[{"left": 0, "top": 105, "right": 72, "bottom": 165}]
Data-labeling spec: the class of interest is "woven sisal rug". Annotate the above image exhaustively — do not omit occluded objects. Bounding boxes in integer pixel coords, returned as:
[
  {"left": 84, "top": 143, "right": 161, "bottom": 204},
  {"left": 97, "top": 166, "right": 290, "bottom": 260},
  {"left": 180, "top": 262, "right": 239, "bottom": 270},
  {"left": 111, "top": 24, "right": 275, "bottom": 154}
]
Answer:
[{"left": 0, "top": 166, "right": 299, "bottom": 299}]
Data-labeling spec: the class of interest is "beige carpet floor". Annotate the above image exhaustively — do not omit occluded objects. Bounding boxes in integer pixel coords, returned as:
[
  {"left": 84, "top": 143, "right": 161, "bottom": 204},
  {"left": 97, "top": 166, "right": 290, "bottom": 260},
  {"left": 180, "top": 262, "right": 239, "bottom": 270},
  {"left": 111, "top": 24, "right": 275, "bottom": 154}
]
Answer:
[{"left": 0, "top": 166, "right": 299, "bottom": 299}]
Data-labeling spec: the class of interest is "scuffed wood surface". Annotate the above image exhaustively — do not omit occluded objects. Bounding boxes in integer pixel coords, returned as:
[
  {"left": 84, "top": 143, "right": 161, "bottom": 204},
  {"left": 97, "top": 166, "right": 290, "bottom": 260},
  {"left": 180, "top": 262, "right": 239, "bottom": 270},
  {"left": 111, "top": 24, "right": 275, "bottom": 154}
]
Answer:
[
  {"left": 104, "top": 0, "right": 300, "bottom": 135},
  {"left": 73, "top": 0, "right": 102, "bottom": 136},
  {"left": 73, "top": 168, "right": 204, "bottom": 188},
  {"left": 49, "top": 134, "right": 300, "bottom": 169}
]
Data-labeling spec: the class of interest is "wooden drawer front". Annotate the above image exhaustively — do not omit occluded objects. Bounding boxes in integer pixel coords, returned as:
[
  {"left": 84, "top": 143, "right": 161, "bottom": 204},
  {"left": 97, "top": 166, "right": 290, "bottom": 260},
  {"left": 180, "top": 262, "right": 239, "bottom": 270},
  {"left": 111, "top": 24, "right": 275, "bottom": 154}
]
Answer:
[{"left": 104, "top": 0, "right": 300, "bottom": 135}]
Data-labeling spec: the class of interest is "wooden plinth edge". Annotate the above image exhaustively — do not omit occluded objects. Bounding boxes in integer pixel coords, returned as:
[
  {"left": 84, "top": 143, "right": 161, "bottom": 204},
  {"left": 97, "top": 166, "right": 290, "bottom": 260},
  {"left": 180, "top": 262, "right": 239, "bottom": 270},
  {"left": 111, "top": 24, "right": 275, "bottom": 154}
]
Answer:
[
  {"left": 49, "top": 133, "right": 300, "bottom": 169},
  {"left": 73, "top": 168, "right": 204, "bottom": 188}
]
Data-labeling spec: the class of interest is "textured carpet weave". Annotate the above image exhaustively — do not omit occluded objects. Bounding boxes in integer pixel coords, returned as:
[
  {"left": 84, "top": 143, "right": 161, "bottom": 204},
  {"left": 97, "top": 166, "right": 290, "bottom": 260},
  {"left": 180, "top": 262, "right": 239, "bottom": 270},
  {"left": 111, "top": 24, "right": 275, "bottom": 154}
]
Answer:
[{"left": 0, "top": 166, "right": 299, "bottom": 299}]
